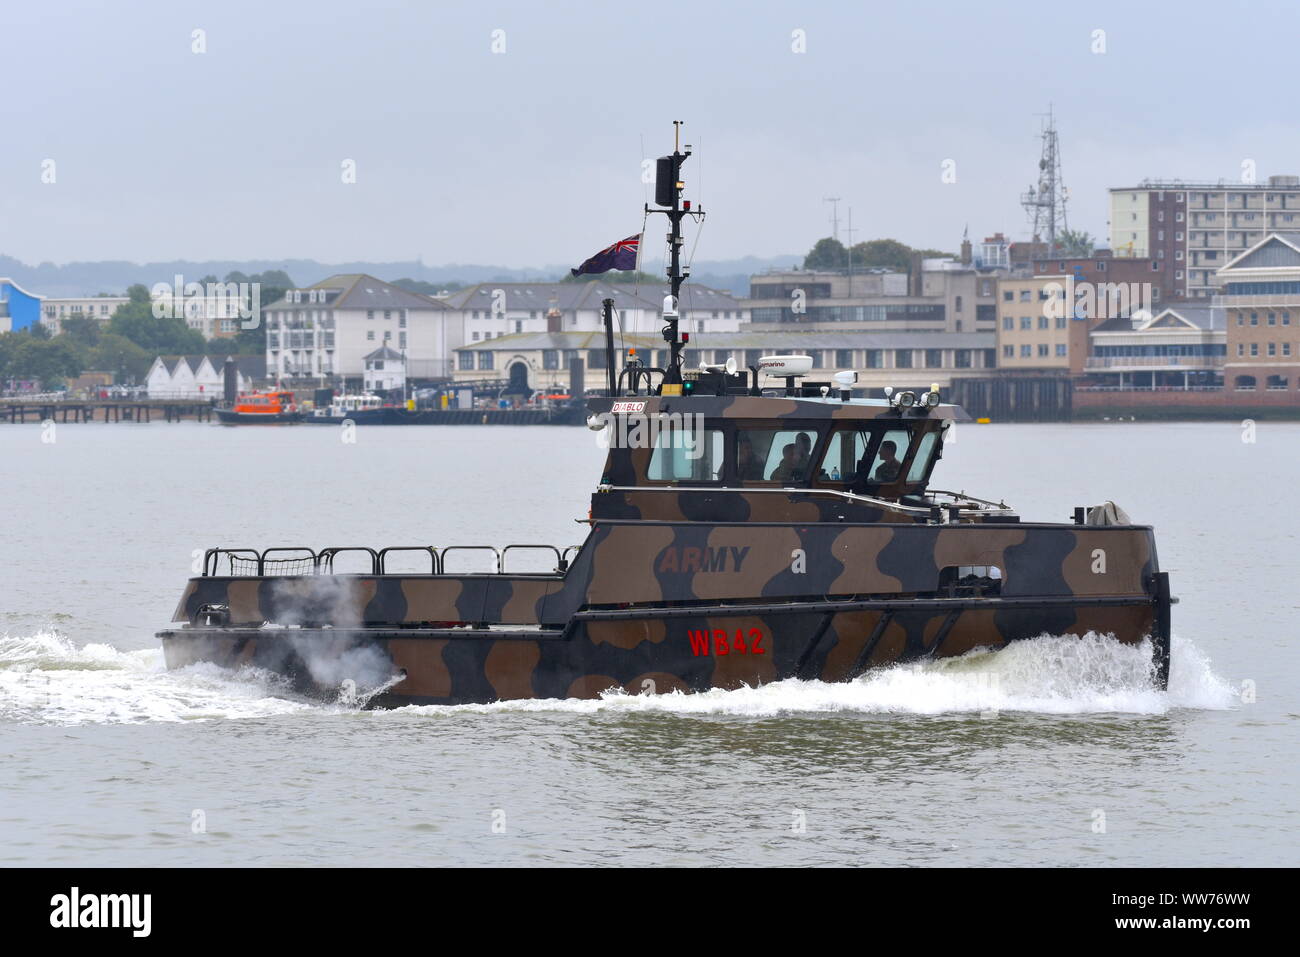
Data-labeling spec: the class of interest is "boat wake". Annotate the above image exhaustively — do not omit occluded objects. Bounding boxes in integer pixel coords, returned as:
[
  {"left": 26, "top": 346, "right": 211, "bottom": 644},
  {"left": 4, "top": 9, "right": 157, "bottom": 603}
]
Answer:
[
  {"left": 0, "top": 630, "right": 312, "bottom": 726},
  {"left": 1, "top": 630, "right": 1237, "bottom": 726},
  {"left": 402, "top": 632, "right": 1238, "bottom": 718}
]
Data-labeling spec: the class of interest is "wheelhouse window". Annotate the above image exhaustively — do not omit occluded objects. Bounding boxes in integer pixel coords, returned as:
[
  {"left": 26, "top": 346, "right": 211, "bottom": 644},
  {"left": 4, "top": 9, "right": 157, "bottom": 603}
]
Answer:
[
  {"left": 647, "top": 427, "right": 724, "bottom": 483},
  {"left": 867, "top": 429, "right": 910, "bottom": 483},
  {"left": 906, "top": 429, "right": 941, "bottom": 482},
  {"left": 817, "top": 429, "right": 870, "bottom": 482},
  {"left": 735, "top": 428, "right": 820, "bottom": 483}
]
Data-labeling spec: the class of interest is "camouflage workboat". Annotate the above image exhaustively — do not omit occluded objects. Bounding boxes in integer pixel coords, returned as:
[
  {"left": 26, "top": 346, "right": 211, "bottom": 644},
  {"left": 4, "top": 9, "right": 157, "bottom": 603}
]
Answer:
[
  {"left": 158, "top": 381, "right": 1172, "bottom": 703},
  {"left": 157, "top": 124, "right": 1173, "bottom": 703}
]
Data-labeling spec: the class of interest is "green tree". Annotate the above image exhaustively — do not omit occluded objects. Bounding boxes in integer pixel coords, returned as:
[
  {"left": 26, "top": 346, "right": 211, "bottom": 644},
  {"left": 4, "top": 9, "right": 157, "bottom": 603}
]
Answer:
[
  {"left": 1056, "top": 229, "right": 1095, "bottom": 256},
  {"left": 848, "top": 239, "right": 913, "bottom": 272},
  {"left": 0, "top": 333, "right": 82, "bottom": 386},
  {"left": 803, "top": 237, "right": 847, "bottom": 270},
  {"left": 88, "top": 333, "right": 153, "bottom": 382},
  {"left": 392, "top": 278, "right": 465, "bottom": 295},
  {"left": 60, "top": 315, "right": 103, "bottom": 348},
  {"left": 108, "top": 285, "right": 207, "bottom": 355}
]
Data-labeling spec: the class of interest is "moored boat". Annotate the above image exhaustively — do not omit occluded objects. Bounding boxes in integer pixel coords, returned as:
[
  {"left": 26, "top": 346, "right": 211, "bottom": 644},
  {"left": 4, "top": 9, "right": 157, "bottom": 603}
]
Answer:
[
  {"left": 305, "top": 392, "right": 413, "bottom": 425},
  {"left": 215, "top": 390, "right": 302, "bottom": 424}
]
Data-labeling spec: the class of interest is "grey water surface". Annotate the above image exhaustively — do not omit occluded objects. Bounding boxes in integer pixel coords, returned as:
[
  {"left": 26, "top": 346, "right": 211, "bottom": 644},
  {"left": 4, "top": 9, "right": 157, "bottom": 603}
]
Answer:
[{"left": 0, "top": 419, "right": 1294, "bottom": 866}]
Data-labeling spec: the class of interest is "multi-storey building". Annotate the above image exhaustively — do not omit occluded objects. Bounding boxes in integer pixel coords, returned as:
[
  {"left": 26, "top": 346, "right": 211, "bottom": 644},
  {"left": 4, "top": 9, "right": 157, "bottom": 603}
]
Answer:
[
  {"left": 263, "top": 274, "right": 455, "bottom": 385},
  {"left": 1215, "top": 232, "right": 1300, "bottom": 394},
  {"left": 997, "top": 261, "right": 1158, "bottom": 376},
  {"left": 40, "top": 295, "right": 129, "bottom": 333},
  {"left": 995, "top": 276, "right": 1074, "bottom": 372},
  {"left": 741, "top": 255, "right": 1001, "bottom": 335},
  {"left": 1109, "top": 176, "right": 1300, "bottom": 300},
  {"left": 440, "top": 281, "right": 744, "bottom": 343},
  {"left": 453, "top": 329, "right": 998, "bottom": 395},
  {"left": 1084, "top": 304, "right": 1226, "bottom": 390}
]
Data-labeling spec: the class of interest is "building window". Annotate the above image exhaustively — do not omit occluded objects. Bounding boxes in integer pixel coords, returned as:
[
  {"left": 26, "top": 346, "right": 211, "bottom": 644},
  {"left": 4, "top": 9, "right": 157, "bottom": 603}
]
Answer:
[
  {"left": 925, "top": 349, "right": 942, "bottom": 368},
  {"left": 835, "top": 349, "right": 854, "bottom": 368},
  {"left": 1019, "top": 290, "right": 1032, "bottom": 302},
  {"left": 1002, "top": 345, "right": 1014, "bottom": 358},
  {"left": 1038, "top": 316, "right": 1049, "bottom": 329},
  {"left": 367, "top": 330, "right": 375, "bottom": 341},
  {"left": 399, "top": 333, "right": 406, "bottom": 348},
  {"left": 1038, "top": 344, "right": 1049, "bottom": 357},
  {"left": 895, "top": 350, "right": 913, "bottom": 369},
  {"left": 1002, "top": 317, "right": 1013, "bottom": 330},
  {"left": 399, "top": 311, "right": 407, "bottom": 328},
  {"left": 1020, "top": 345, "right": 1031, "bottom": 357},
  {"left": 954, "top": 296, "right": 963, "bottom": 313},
  {"left": 1268, "top": 313, "right": 1277, "bottom": 325},
  {"left": 1056, "top": 316, "right": 1067, "bottom": 329},
  {"left": 478, "top": 352, "right": 493, "bottom": 370},
  {"left": 367, "top": 310, "right": 374, "bottom": 320},
  {"left": 1268, "top": 342, "right": 1277, "bottom": 356},
  {"left": 1250, "top": 343, "right": 1259, "bottom": 356},
  {"left": 1055, "top": 343, "right": 1067, "bottom": 357},
  {"left": 543, "top": 350, "right": 559, "bottom": 370},
  {"left": 459, "top": 352, "right": 474, "bottom": 370},
  {"left": 472, "top": 331, "right": 480, "bottom": 341},
  {"left": 1020, "top": 317, "right": 1032, "bottom": 330},
  {"left": 1003, "top": 291, "right": 1013, "bottom": 302}
]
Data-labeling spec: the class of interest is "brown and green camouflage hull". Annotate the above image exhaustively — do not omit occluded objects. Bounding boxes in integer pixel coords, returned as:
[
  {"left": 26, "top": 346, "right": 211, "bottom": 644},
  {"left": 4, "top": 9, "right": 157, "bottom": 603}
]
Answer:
[{"left": 159, "top": 519, "right": 1172, "bottom": 705}]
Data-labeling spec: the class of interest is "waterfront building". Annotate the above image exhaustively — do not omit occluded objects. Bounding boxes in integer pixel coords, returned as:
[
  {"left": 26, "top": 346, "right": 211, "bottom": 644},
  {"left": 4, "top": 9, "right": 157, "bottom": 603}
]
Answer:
[
  {"left": 452, "top": 329, "right": 997, "bottom": 395},
  {"left": 1109, "top": 176, "right": 1300, "bottom": 300},
  {"left": 440, "top": 281, "right": 745, "bottom": 340},
  {"left": 1084, "top": 304, "right": 1226, "bottom": 390},
  {"left": 144, "top": 355, "right": 266, "bottom": 397},
  {"left": 362, "top": 345, "right": 406, "bottom": 393},
  {"left": 1215, "top": 232, "right": 1300, "bottom": 394},
  {"left": 263, "top": 274, "right": 453, "bottom": 387},
  {"left": 0, "top": 278, "right": 46, "bottom": 332}
]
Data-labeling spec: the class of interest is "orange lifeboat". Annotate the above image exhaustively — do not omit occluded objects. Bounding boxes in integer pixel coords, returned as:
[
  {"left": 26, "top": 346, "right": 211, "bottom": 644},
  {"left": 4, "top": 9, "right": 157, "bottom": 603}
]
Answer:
[{"left": 216, "top": 390, "right": 303, "bottom": 424}]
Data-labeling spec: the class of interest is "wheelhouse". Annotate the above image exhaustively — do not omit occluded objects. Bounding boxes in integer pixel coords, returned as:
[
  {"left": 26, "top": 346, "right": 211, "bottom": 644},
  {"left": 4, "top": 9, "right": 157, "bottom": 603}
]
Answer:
[{"left": 591, "top": 395, "right": 955, "bottom": 500}]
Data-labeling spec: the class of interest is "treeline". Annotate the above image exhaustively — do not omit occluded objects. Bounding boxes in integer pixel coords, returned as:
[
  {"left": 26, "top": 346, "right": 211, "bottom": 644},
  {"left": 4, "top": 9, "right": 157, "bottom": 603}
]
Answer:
[
  {"left": 803, "top": 238, "right": 954, "bottom": 272},
  {"left": 0, "top": 271, "right": 293, "bottom": 388}
]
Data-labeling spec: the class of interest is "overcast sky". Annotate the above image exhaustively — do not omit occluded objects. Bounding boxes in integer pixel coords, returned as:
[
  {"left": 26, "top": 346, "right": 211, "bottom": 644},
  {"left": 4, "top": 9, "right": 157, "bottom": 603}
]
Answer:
[{"left": 4, "top": 0, "right": 1300, "bottom": 269}]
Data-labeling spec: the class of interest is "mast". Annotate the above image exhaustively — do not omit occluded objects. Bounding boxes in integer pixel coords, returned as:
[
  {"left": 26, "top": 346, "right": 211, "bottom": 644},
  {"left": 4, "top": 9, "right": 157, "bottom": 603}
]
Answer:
[
  {"left": 646, "top": 120, "right": 704, "bottom": 393},
  {"left": 1020, "top": 106, "right": 1069, "bottom": 255},
  {"left": 601, "top": 297, "right": 617, "bottom": 395}
]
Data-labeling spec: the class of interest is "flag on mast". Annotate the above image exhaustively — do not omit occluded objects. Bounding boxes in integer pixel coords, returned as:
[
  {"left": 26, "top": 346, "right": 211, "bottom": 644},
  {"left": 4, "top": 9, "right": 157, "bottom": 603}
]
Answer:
[{"left": 570, "top": 234, "right": 641, "bottom": 277}]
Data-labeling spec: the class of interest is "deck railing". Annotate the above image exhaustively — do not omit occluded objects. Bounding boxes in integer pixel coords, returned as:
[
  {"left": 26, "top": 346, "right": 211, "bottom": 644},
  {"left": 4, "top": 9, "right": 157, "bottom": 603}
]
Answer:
[{"left": 202, "top": 544, "right": 578, "bottom": 577}]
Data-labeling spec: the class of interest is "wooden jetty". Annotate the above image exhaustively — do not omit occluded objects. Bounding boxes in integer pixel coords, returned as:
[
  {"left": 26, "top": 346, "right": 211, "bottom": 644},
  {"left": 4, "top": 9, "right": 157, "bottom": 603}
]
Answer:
[{"left": 0, "top": 397, "right": 217, "bottom": 424}]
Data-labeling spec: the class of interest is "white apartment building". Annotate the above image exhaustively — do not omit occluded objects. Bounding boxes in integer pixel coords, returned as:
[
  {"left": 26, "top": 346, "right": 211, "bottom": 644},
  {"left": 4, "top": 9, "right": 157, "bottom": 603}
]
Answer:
[
  {"left": 263, "top": 274, "right": 455, "bottom": 384},
  {"left": 41, "top": 291, "right": 247, "bottom": 337},
  {"left": 441, "top": 281, "right": 746, "bottom": 345},
  {"left": 41, "top": 296, "right": 128, "bottom": 333}
]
